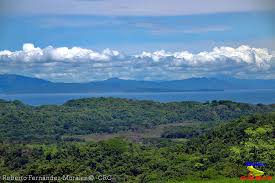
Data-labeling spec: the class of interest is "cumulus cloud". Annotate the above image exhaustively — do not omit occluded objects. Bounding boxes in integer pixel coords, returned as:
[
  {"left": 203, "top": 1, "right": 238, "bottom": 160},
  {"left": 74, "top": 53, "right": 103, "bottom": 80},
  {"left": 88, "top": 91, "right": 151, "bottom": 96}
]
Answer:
[
  {"left": 136, "top": 45, "right": 272, "bottom": 69},
  {"left": 0, "top": 43, "right": 121, "bottom": 63},
  {"left": 0, "top": 43, "right": 274, "bottom": 82}
]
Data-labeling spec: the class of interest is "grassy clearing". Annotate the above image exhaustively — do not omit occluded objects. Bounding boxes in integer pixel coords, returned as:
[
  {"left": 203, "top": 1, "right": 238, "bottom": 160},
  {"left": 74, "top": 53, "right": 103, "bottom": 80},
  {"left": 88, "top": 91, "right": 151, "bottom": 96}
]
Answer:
[{"left": 66, "top": 121, "right": 195, "bottom": 142}]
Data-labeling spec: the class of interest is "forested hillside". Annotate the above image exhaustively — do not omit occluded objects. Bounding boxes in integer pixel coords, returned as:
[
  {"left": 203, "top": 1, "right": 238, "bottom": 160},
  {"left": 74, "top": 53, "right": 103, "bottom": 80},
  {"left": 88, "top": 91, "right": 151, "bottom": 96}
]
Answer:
[
  {"left": 0, "top": 98, "right": 274, "bottom": 142},
  {"left": 0, "top": 112, "right": 274, "bottom": 182}
]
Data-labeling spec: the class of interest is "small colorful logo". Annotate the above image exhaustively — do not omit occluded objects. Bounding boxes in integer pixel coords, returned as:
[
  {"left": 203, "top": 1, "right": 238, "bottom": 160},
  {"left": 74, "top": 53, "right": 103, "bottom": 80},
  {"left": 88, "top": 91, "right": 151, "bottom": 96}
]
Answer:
[{"left": 240, "top": 162, "right": 273, "bottom": 181}]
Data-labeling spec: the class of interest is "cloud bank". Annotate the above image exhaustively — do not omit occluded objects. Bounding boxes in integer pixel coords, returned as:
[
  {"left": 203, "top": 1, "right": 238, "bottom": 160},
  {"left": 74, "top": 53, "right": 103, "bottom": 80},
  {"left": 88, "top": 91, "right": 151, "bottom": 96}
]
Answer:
[{"left": 0, "top": 43, "right": 274, "bottom": 82}]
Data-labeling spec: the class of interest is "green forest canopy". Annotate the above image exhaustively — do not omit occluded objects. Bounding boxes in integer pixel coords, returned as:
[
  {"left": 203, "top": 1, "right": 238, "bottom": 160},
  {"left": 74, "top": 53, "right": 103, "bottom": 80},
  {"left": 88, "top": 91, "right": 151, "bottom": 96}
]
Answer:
[
  {"left": 0, "top": 98, "right": 274, "bottom": 182},
  {"left": 0, "top": 110, "right": 274, "bottom": 182},
  {"left": 0, "top": 98, "right": 274, "bottom": 142}
]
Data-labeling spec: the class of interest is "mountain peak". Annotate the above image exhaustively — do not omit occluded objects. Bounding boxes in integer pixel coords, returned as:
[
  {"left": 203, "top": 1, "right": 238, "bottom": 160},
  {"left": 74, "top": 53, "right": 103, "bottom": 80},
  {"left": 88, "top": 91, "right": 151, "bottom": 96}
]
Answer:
[
  {"left": 0, "top": 74, "right": 275, "bottom": 94},
  {"left": 103, "top": 77, "right": 128, "bottom": 83},
  {"left": 106, "top": 77, "right": 122, "bottom": 81}
]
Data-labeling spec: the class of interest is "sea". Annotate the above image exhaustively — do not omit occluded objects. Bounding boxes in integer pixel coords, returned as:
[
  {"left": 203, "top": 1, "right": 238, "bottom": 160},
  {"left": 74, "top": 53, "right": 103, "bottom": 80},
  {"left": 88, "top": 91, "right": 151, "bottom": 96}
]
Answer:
[{"left": 0, "top": 89, "right": 275, "bottom": 106}]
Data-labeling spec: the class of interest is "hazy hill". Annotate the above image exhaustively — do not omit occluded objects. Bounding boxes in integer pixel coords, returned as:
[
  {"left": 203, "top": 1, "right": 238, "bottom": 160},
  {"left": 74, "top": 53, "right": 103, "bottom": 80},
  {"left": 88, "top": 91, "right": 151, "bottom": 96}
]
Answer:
[{"left": 0, "top": 74, "right": 275, "bottom": 93}]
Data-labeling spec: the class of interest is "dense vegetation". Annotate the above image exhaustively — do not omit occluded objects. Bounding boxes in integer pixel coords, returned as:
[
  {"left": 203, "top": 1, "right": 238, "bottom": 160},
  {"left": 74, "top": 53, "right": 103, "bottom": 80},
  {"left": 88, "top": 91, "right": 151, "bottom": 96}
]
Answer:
[
  {"left": 0, "top": 98, "right": 274, "bottom": 143},
  {"left": 0, "top": 112, "right": 274, "bottom": 182},
  {"left": 0, "top": 98, "right": 274, "bottom": 182},
  {"left": 161, "top": 125, "right": 208, "bottom": 139}
]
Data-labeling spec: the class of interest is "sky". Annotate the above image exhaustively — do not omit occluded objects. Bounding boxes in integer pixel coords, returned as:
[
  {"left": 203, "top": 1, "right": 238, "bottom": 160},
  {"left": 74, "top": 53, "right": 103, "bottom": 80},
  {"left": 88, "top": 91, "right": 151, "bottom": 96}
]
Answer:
[{"left": 0, "top": 0, "right": 274, "bottom": 82}]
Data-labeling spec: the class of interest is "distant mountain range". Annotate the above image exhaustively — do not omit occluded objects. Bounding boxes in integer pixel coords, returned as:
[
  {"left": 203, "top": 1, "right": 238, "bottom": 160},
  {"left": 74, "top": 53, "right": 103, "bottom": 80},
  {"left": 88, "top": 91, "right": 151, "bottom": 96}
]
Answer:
[{"left": 0, "top": 74, "right": 275, "bottom": 93}]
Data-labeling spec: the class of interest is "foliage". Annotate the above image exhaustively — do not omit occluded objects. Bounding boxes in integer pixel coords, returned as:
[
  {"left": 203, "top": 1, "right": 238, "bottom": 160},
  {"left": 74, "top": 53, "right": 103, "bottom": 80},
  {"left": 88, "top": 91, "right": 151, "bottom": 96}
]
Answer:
[
  {"left": 0, "top": 109, "right": 274, "bottom": 182},
  {"left": 0, "top": 98, "right": 274, "bottom": 142}
]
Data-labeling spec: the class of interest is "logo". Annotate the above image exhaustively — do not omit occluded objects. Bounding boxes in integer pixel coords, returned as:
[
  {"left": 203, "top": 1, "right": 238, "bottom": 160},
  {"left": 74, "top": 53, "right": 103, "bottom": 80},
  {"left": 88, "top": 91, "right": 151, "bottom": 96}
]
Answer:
[{"left": 240, "top": 162, "right": 272, "bottom": 181}]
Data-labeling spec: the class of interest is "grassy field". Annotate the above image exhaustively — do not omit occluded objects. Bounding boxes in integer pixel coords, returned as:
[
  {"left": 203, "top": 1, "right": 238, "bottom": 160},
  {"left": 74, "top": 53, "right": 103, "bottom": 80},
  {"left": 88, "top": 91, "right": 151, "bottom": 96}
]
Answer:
[{"left": 66, "top": 121, "right": 195, "bottom": 142}]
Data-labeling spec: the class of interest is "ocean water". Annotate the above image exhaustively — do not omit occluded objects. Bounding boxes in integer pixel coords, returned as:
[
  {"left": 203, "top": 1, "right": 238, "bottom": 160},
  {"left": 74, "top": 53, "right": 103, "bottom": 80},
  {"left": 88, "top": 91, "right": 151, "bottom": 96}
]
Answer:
[{"left": 0, "top": 89, "right": 275, "bottom": 106}]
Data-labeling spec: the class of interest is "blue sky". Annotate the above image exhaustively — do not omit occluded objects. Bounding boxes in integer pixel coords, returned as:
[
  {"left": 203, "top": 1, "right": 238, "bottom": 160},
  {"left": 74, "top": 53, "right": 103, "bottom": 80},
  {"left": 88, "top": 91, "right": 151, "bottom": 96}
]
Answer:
[
  {"left": 0, "top": 0, "right": 274, "bottom": 81},
  {"left": 1, "top": 11, "right": 274, "bottom": 52}
]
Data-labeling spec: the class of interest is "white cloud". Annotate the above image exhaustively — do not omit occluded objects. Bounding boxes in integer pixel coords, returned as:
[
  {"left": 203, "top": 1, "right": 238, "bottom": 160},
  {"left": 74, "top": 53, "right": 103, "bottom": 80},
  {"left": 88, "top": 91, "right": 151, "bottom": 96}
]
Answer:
[
  {"left": 148, "top": 25, "right": 232, "bottom": 35},
  {"left": 0, "top": 43, "right": 274, "bottom": 82},
  {"left": 0, "top": 43, "right": 121, "bottom": 63},
  {"left": 135, "top": 45, "right": 273, "bottom": 69}
]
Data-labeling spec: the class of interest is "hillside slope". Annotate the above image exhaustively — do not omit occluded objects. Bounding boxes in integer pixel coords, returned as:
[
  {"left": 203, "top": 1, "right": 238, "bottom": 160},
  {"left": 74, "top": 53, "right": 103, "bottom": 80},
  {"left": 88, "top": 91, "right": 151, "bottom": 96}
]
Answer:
[
  {"left": 0, "top": 112, "right": 274, "bottom": 182},
  {"left": 0, "top": 98, "right": 274, "bottom": 142}
]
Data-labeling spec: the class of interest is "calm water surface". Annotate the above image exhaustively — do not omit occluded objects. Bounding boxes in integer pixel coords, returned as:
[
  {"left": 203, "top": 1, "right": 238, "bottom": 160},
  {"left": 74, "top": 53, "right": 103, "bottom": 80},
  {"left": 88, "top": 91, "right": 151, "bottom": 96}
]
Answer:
[{"left": 0, "top": 89, "right": 274, "bottom": 106}]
